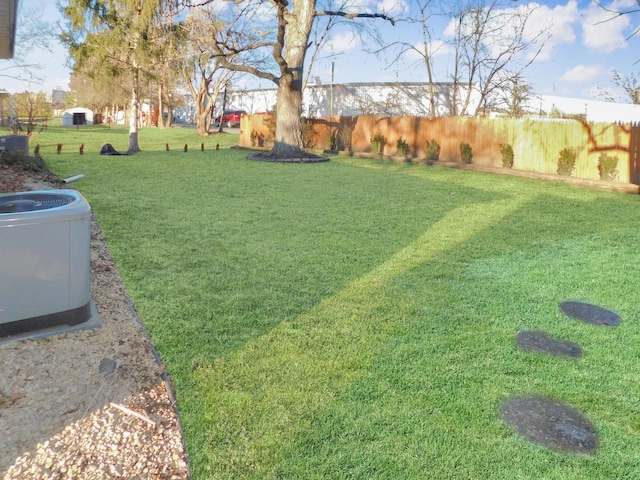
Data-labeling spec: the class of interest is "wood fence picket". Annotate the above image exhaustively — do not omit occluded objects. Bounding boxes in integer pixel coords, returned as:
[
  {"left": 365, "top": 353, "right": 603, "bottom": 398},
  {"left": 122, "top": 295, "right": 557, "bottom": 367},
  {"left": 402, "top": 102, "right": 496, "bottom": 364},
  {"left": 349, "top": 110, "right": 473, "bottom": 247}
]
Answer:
[{"left": 240, "top": 114, "right": 639, "bottom": 184}]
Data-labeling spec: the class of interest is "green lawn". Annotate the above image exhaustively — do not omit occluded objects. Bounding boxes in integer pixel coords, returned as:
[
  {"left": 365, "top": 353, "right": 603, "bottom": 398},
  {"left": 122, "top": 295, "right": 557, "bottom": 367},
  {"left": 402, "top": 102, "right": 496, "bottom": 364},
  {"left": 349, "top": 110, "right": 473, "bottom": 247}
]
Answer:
[{"left": 41, "top": 121, "right": 640, "bottom": 479}]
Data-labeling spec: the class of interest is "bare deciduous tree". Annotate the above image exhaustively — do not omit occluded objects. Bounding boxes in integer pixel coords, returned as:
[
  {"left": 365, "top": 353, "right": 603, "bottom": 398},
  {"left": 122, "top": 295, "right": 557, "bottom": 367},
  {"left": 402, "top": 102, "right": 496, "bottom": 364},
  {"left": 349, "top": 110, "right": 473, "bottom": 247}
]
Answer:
[
  {"left": 489, "top": 72, "right": 533, "bottom": 118},
  {"left": 601, "top": 70, "right": 640, "bottom": 104},
  {"left": 377, "top": 0, "right": 546, "bottom": 118},
  {"left": 386, "top": 0, "right": 441, "bottom": 116},
  {"left": 67, "top": 71, "right": 130, "bottom": 116},
  {"left": 179, "top": 6, "right": 236, "bottom": 136},
  {"left": 189, "top": 0, "right": 395, "bottom": 158},
  {"left": 7, "top": 91, "right": 50, "bottom": 136},
  {"left": 447, "top": 0, "right": 547, "bottom": 117},
  {"left": 145, "top": 4, "right": 185, "bottom": 129}
]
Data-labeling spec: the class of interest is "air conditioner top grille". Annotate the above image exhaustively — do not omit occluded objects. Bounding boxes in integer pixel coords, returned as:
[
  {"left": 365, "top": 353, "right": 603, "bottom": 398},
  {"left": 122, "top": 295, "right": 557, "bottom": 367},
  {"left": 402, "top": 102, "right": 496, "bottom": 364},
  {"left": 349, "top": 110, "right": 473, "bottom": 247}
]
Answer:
[{"left": 0, "top": 193, "right": 76, "bottom": 214}]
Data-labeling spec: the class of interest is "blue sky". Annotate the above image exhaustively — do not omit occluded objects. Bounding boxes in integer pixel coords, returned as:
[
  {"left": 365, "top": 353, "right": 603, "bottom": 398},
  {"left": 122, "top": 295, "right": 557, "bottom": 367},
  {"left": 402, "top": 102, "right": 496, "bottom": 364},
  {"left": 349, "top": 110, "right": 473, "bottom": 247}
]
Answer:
[
  {"left": 1, "top": 0, "right": 639, "bottom": 103},
  {"left": 297, "top": 0, "right": 640, "bottom": 102}
]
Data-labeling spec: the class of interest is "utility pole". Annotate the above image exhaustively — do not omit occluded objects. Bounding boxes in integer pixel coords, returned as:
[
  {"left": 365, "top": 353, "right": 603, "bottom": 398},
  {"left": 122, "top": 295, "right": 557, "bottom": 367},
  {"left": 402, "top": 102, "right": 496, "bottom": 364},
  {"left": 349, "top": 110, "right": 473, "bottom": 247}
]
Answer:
[{"left": 330, "top": 61, "right": 334, "bottom": 119}]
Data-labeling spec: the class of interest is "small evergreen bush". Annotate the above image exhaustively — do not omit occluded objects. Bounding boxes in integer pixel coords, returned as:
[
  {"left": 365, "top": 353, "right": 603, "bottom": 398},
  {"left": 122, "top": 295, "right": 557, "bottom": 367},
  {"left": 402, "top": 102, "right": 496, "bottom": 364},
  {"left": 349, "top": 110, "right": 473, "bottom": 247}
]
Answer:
[
  {"left": 396, "top": 137, "right": 409, "bottom": 156},
  {"left": 597, "top": 153, "right": 618, "bottom": 181},
  {"left": 250, "top": 129, "right": 264, "bottom": 147},
  {"left": 460, "top": 142, "right": 473, "bottom": 164},
  {"left": 500, "top": 143, "right": 514, "bottom": 168},
  {"left": 426, "top": 139, "right": 440, "bottom": 162},
  {"left": 371, "top": 134, "right": 385, "bottom": 154},
  {"left": 328, "top": 132, "right": 337, "bottom": 151},
  {"left": 557, "top": 148, "right": 576, "bottom": 176},
  {"left": 338, "top": 117, "right": 357, "bottom": 152},
  {"left": 301, "top": 118, "right": 315, "bottom": 149}
]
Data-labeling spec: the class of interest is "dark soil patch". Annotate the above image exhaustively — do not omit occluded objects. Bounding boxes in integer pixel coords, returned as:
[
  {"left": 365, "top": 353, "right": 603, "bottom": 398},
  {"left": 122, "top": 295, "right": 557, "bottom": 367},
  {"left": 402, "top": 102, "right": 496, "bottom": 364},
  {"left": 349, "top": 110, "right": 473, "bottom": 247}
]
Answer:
[
  {"left": 559, "top": 301, "right": 620, "bottom": 326},
  {"left": 247, "top": 152, "right": 329, "bottom": 163},
  {"left": 516, "top": 331, "right": 582, "bottom": 358},
  {"left": 0, "top": 164, "right": 64, "bottom": 192},
  {"left": 501, "top": 395, "right": 598, "bottom": 454},
  {"left": 0, "top": 151, "right": 51, "bottom": 173}
]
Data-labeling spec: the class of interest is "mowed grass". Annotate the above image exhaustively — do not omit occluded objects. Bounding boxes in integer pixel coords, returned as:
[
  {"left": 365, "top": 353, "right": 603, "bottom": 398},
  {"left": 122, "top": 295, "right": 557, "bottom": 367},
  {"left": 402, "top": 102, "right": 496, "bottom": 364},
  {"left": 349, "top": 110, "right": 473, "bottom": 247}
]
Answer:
[{"left": 41, "top": 120, "right": 640, "bottom": 479}]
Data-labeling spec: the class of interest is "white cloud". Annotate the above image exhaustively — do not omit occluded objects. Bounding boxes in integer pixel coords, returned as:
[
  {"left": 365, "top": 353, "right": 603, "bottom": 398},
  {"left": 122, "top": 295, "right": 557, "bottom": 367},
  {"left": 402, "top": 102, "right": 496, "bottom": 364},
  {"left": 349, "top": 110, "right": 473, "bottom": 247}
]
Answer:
[
  {"left": 211, "top": 0, "right": 230, "bottom": 15},
  {"left": 325, "top": 32, "right": 361, "bottom": 54},
  {"left": 582, "top": 0, "right": 633, "bottom": 53},
  {"left": 429, "top": 39, "right": 449, "bottom": 58},
  {"left": 439, "top": 0, "right": 635, "bottom": 58},
  {"left": 442, "top": 18, "right": 457, "bottom": 39},
  {"left": 441, "top": 1, "right": 580, "bottom": 62},
  {"left": 523, "top": 0, "right": 579, "bottom": 60},
  {"left": 342, "top": 0, "right": 377, "bottom": 14},
  {"left": 403, "top": 43, "right": 424, "bottom": 62},
  {"left": 559, "top": 64, "right": 602, "bottom": 82},
  {"left": 376, "top": 0, "right": 409, "bottom": 16},
  {"left": 340, "top": 0, "right": 408, "bottom": 15}
]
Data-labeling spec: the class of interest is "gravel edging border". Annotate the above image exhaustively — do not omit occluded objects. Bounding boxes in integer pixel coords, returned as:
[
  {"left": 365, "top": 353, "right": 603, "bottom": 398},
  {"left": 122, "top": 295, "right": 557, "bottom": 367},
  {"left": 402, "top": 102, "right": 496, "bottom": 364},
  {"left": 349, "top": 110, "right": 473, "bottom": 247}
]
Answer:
[{"left": 1, "top": 168, "right": 191, "bottom": 479}]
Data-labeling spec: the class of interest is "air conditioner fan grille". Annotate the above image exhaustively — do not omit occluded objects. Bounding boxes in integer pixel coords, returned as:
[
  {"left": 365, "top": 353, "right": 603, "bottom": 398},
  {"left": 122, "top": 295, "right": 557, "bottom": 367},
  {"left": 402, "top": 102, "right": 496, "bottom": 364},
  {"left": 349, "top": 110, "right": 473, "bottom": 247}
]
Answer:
[{"left": 0, "top": 193, "right": 76, "bottom": 214}]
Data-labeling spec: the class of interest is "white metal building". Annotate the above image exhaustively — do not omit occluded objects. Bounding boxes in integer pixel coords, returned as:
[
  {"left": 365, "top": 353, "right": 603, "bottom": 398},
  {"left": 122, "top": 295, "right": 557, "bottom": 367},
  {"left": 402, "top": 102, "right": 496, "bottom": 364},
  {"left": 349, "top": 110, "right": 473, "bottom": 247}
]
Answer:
[{"left": 226, "top": 82, "right": 640, "bottom": 123}]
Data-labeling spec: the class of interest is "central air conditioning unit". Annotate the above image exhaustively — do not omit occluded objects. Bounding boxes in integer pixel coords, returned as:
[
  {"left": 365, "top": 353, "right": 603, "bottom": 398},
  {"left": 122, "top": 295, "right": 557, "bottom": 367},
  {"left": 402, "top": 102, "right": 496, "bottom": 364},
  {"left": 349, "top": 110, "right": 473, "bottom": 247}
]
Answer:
[
  {"left": 0, "top": 135, "right": 29, "bottom": 155},
  {"left": 0, "top": 189, "right": 100, "bottom": 341}
]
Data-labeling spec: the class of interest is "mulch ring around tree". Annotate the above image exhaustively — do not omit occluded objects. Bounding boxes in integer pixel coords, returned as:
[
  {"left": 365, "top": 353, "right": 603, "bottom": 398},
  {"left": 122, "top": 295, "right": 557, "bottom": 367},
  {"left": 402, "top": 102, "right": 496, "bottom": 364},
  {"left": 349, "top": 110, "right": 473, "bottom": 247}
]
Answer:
[
  {"left": 500, "top": 395, "right": 598, "bottom": 454},
  {"left": 515, "top": 330, "right": 582, "bottom": 358},
  {"left": 559, "top": 301, "right": 621, "bottom": 327},
  {"left": 247, "top": 152, "right": 329, "bottom": 163}
]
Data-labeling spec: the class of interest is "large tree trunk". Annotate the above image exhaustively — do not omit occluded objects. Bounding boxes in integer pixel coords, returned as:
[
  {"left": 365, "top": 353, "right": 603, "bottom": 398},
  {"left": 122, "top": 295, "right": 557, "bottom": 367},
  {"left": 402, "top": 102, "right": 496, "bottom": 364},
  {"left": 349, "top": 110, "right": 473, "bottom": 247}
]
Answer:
[
  {"left": 185, "top": 70, "right": 212, "bottom": 136},
  {"left": 216, "top": 85, "right": 227, "bottom": 134},
  {"left": 157, "top": 83, "right": 166, "bottom": 129},
  {"left": 166, "top": 105, "right": 174, "bottom": 127},
  {"left": 194, "top": 83, "right": 210, "bottom": 136},
  {"left": 128, "top": 69, "right": 141, "bottom": 153},
  {"left": 267, "top": 0, "right": 315, "bottom": 158},
  {"left": 271, "top": 77, "right": 305, "bottom": 157},
  {"left": 196, "top": 91, "right": 212, "bottom": 136}
]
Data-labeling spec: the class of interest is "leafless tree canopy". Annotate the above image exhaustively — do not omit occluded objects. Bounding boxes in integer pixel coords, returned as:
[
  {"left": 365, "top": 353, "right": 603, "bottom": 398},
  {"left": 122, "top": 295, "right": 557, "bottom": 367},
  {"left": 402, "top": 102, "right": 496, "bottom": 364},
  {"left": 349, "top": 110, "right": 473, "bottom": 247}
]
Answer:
[
  {"left": 0, "top": 2, "right": 56, "bottom": 84},
  {"left": 179, "top": 0, "right": 395, "bottom": 156},
  {"left": 599, "top": 69, "right": 640, "bottom": 104},
  {"left": 376, "top": 0, "right": 548, "bottom": 117}
]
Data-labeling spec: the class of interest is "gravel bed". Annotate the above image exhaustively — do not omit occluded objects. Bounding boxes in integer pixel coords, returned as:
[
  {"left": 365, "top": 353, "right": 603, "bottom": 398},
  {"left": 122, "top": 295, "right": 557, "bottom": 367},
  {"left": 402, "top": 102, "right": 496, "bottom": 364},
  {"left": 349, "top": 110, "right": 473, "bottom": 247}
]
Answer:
[{"left": 0, "top": 165, "right": 191, "bottom": 479}]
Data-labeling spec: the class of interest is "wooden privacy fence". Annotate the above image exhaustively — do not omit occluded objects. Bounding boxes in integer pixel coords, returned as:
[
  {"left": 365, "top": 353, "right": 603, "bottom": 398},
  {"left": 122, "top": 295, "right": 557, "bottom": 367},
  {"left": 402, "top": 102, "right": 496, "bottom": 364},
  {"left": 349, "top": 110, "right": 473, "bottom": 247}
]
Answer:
[{"left": 240, "top": 114, "right": 640, "bottom": 184}]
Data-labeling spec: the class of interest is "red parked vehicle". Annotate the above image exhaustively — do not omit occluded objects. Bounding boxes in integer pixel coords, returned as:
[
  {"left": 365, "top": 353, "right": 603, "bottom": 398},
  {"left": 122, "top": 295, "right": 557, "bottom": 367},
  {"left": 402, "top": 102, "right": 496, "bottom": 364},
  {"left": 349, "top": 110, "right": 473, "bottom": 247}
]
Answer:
[{"left": 213, "top": 110, "right": 246, "bottom": 128}]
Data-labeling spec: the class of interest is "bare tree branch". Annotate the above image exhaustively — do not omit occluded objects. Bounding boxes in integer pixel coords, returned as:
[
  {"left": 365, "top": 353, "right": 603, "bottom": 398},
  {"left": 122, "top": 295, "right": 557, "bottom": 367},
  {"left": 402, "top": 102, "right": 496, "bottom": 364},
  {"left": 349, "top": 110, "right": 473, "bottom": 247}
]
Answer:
[
  {"left": 592, "top": 0, "right": 640, "bottom": 40},
  {"left": 315, "top": 10, "right": 396, "bottom": 25}
]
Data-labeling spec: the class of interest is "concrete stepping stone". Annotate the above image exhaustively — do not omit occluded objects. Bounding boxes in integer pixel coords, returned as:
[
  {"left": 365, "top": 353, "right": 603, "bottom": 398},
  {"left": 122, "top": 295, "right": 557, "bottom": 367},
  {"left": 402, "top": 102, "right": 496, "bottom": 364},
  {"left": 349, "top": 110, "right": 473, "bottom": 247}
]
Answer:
[
  {"left": 500, "top": 395, "right": 598, "bottom": 454},
  {"left": 559, "top": 301, "right": 620, "bottom": 326},
  {"left": 516, "top": 330, "right": 582, "bottom": 358},
  {"left": 99, "top": 357, "right": 118, "bottom": 376}
]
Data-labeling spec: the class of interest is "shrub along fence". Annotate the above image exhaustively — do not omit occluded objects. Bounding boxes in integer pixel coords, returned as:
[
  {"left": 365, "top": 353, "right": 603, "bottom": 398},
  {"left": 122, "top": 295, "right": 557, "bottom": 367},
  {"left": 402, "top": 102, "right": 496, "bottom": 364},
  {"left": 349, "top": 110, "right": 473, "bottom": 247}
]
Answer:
[{"left": 240, "top": 114, "right": 640, "bottom": 184}]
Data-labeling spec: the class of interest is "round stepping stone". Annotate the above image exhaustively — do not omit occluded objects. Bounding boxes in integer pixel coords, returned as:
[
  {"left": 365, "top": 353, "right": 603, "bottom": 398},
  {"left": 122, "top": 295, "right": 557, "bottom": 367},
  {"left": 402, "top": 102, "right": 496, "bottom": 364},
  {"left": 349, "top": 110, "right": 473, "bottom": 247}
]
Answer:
[
  {"left": 559, "top": 301, "right": 620, "bottom": 326},
  {"left": 99, "top": 357, "right": 118, "bottom": 376},
  {"left": 500, "top": 395, "right": 598, "bottom": 454},
  {"left": 516, "top": 330, "right": 582, "bottom": 358}
]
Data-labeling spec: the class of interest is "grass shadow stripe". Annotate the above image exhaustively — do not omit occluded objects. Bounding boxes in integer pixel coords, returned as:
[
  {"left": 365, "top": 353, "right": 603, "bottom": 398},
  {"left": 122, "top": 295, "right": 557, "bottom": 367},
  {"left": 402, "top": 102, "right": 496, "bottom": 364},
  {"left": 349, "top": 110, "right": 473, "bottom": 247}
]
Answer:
[{"left": 193, "top": 195, "right": 529, "bottom": 474}]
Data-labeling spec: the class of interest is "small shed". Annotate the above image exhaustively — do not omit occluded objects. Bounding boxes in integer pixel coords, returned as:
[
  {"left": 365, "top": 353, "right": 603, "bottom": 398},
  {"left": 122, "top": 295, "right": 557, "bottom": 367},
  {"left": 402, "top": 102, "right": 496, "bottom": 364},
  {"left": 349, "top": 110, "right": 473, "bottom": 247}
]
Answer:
[{"left": 62, "top": 107, "right": 94, "bottom": 126}]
